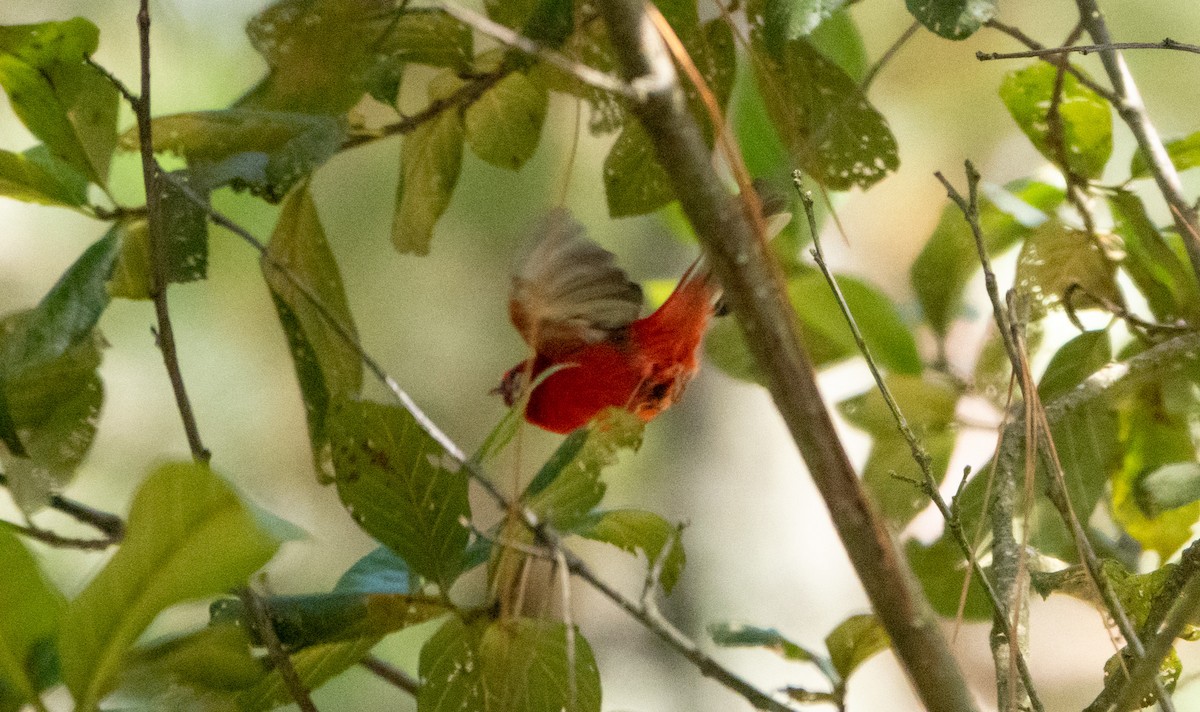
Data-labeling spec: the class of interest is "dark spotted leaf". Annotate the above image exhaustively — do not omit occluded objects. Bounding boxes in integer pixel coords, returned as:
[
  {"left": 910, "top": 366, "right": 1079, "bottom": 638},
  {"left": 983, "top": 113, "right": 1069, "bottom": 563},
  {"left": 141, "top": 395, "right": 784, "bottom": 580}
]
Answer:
[{"left": 905, "top": 0, "right": 995, "bottom": 40}]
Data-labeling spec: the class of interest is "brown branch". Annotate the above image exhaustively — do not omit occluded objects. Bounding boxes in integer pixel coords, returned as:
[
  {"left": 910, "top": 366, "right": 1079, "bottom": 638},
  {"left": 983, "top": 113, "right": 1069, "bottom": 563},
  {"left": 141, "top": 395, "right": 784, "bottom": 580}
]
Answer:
[
  {"left": 240, "top": 587, "right": 318, "bottom": 712},
  {"left": 0, "top": 473, "right": 125, "bottom": 540},
  {"left": 360, "top": 655, "right": 420, "bottom": 697},
  {"left": 977, "top": 38, "right": 1200, "bottom": 61},
  {"left": 593, "top": 2, "right": 979, "bottom": 711},
  {"left": 797, "top": 173, "right": 1044, "bottom": 712},
  {"left": 133, "top": 0, "right": 209, "bottom": 464},
  {"left": 1072, "top": 0, "right": 1200, "bottom": 286},
  {"left": 983, "top": 19, "right": 1119, "bottom": 104},
  {"left": 0, "top": 519, "right": 117, "bottom": 551}
]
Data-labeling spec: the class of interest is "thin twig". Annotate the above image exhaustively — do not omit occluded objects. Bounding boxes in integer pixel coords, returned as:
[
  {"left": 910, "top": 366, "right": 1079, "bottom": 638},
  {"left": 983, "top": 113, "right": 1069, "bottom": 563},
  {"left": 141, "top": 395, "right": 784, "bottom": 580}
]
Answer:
[
  {"left": 439, "top": 2, "right": 635, "bottom": 98},
  {"left": 0, "top": 519, "right": 117, "bottom": 551},
  {"left": 1111, "top": 575, "right": 1200, "bottom": 712},
  {"left": 983, "top": 19, "right": 1119, "bottom": 104},
  {"left": 133, "top": 0, "right": 210, "bottom": 464},
  {"left": 1072, "top": 0, "right": 1200, "bottom": 286},
  {"left": 937, "top": 162, "right": 1171, "bottom": 712},
  {"left": 977, "top": 38, "right": 1200, "bottom": 61},
  {"left": 240, "top": 586, "right": 318, "bottom": 712},
  {"left": 861, "top": 21, "right": 920, "bottom": 91},
  {"left": 0, "top": 473, "right": 125, "bottom": 540},
  {"left": 360, "top": 655, "right": 420, "bottom": 697},
  {"left": 797, "top": 172, "right": 1044, "bottom": 712}
]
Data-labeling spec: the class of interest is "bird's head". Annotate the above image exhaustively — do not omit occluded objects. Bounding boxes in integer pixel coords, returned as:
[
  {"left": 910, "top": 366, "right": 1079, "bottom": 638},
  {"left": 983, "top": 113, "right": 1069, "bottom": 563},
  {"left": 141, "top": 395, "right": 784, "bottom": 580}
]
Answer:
[{"left": 491, "top": 363, "right": 529, "bottom": 407}]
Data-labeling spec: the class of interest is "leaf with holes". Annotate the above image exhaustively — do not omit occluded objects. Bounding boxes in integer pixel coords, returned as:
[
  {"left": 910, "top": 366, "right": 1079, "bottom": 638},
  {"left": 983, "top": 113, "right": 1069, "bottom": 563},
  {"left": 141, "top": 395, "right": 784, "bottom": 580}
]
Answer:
[
  {"left": 418, "top": 616, "right": 600, "bottom": 712},
  {"left": 263, "top": 182, "right": 362, "bottom": 482},
  {"left": 1000, "top": 62, "right": 1112, "bottom": 180},
  {"left": 330, "top": 399, "right": 470, "bottom": 587},
  {"left": 752, "top": 34, "right": 897, "bottom": 190},
  {"left": 58, "top": 462, "right": 287, "bottom": 711},
  {"left": 1015, "top": 222, "right": 1121, "bottom": 318},
  {"left": 905, "top": 0, "right": 995, "bottom": 40}
]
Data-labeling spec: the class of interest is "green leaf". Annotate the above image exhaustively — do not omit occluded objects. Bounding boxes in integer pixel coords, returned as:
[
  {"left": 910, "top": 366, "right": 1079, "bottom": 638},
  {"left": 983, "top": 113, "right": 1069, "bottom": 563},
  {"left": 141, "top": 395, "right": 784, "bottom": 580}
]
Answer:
[
  {"left": 1038, "top": 330, "right": 1111, "bottom": 402},
  {"left": 911, "top": 179, "right": 1064, "bottom": 335},
  {"left": 1031, "top": 559, "right": 1188, "bottom": 638},
  {"left": 240, "top": 0, "right": 414, "bottom": 114},
  {"left": 906, "top": 535, "right": 992, "bottom": 619},
  {"left": 106, "top": 220, "right": 153, "bottom": 300},
  {"left": 464, "top": 70, "right": 548, "bottom": 170},
  {"left": 824, "top": 614, "right": 888, "bottom": 679},
  {"left": 1137, "top": 462, "right": 1200, "bottom": 516},
  {"left": 808, "top": 9, "right": 867, "bottom": 82},
  {"left": 575, "top": 509, "right": 686, "bottom": 594},
  {"left": 732, "top": 62, "right": 789, "bottom": 181},
  {"left": 603, "top": 119, "right": 674, "bottom": 217},
  {"left": 58, "top": 462, "right": 286, "bottom": 711},
  {"left": 0, "top": 529, "right": 64, "bottom": 710},
  {"left": 527, "top": 409, "right": 644, "bottom": 529},
  {"left": 1112, "top": 384, "right": 1200, "bottom": 558},
  {"left": 154, "top": 171, "right": 209, "bottom": 284},
  {"left": 330, "top": 399, "right": 470, "bottom": 587},
  {"left": 752, "top": 34, "right": 897, "bottom": 190},
  {"left": 1108, "top": 188, "right": 1199, "bottom": 321},
  {"left": 393, "top": 109, "right": 463, "bottom": 254},
  {"left": 839, "top": 373, "right": 960, "bottom": 435},
  {"left": 0, "top": 145, "right": 89, "bottom": 207},
  {"left": 335, "top": 546, "right": 413, "bottom": 594},
  {"left": 999, "top": 62, "right": 1112, "bottom": 180},
  {"left": 418, "top": 616, "right": 601, "bottom": 712},
  {"left": 1130, "top": 131, "right": 1200, "bottom": 179},
  {"left": 263, "top": 182, "right": 362, "bottom": 483},
  {"left": 860, "top": 429, "right": 955, "bottom": 527},
  {"left": 1015, "top": 223, "right": 1121, "bottom": 318},
  {"left": 364, "top": 9, "right": 474, "bottom": 104},
  {"left": 0, "top": 18, "right": 119, "bottom": 185},
  {"left": 709, "top": 622, "right": 821, "bottom": 664},
  {"left": 707, "top": 269, "right": 921, "bottom": 384},
  {"left": 3, "top": 227, "right": 119, "bottom": 374},
  {"left": 905, "top": 0, "right": 995, "bottom": 40},
  {"left": 210, "top": 592, "right": 447, "bottom": 649},
  {"left": 123, "top": 110, "right": 346, "bottom": 202},
  {"left": 1105, "top": 647, "right": 1180, "bottom": 709}
]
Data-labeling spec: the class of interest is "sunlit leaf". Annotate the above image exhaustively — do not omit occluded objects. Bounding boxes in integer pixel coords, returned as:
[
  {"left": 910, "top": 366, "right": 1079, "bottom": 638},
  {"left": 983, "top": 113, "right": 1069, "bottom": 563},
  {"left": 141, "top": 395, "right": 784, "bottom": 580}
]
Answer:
[
  {"left": 1112, "top": 384, "right": 1200, "bottom": 558},
  {"left": 905, "top": 0, "right": 995, "bottom": 40},
  {"left": 0, "top": 529, "right": 64, "bottom": 710},
  {"left": 418, "top": 616, "right": 601, "bottom": 712},
  {"left": 59, "top": 462, "right": 287, "bottom": 711},
  {"left": 911, "top": 179, "right": 1064, "bottom": 335},
  {"left": 393, "top": 108, "right": 463, "bottom": 254},
  {"left": 575, "top": 509, "right": 686, "bottom": 594},
  {"left": 1015, "top": 223, "right": 1121, "bottom": 318},
  {"left": 330, "top": 399, "right": 470, "bottom": 587},
  {"left": 0, "top": 18, "right": 118, "bottom": 185},
  {"left": 1038, "top": 330, "right": 1111, "bottom": 402},
  {"left": 752, "top": 34, "right": 897, "bottom": 190},
  {"left": 526, "top": 409, "right": 644, "bottom": 529},
  {"left": 825, "top": 614, "right": 889, "bottom": 679},
  {"left": 465, "top": 70, "right": 548, "bottom": 170},
  {"left": 0, "top": 145, "right": 89, "bottom": 207},
  {"left": 263, "top": 182, "right": 362, "bottom": 483},
  {"left": 999, "top": 62, "right": 1112, "bottom": 180},
  {"left": 1130, "top": 131, "right": 1200, "bottom": 179},
  {"left": 122, "top": 110, "right": 346, "bottom": 201}
]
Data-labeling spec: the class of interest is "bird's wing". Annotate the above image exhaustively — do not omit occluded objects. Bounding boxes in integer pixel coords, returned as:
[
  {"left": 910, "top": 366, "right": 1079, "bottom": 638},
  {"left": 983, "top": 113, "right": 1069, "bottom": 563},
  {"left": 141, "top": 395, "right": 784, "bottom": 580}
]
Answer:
[{"left": 509, "top": 208, "right": 644, "bottom": 359}]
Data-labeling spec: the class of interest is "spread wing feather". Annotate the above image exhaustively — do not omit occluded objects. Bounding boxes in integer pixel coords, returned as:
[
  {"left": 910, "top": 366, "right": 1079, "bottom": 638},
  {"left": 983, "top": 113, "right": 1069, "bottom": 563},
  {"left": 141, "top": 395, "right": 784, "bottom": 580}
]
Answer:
[{"left": 509, "top": 208, "right": 644, "bottom": 358}]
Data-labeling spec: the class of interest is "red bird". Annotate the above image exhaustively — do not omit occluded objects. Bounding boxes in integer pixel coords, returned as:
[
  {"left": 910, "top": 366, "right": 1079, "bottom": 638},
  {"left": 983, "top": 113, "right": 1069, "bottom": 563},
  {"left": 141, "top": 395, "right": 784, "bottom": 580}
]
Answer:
[{"left": 496, "top": 192, "right": 790, "bottom": 433}]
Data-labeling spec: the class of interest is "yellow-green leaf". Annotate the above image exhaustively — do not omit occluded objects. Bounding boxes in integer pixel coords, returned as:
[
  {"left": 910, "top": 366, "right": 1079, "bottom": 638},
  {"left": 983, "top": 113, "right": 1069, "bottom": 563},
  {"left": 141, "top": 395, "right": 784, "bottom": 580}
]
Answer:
[{"left": 392, "top": 110, "right": 463, "bottom": 254}]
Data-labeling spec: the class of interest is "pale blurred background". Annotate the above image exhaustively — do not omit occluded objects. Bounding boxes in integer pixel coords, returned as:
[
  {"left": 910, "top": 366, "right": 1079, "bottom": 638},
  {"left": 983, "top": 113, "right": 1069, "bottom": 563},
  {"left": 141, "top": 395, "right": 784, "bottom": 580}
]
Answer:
[{"left": 3, "top": 1, "right": 1200, "bottom": 710}]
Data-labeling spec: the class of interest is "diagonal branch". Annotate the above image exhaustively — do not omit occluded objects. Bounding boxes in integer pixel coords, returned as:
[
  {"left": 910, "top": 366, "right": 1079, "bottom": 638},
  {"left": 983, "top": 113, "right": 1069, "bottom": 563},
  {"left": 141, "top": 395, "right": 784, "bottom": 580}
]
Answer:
[
  {"left": 133, "top": 0, "right": 209, "bottom": 464},
  {"left": 593, "top": 2, "right": 979, "bottom": 711}
]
